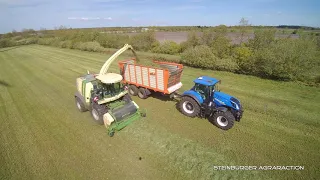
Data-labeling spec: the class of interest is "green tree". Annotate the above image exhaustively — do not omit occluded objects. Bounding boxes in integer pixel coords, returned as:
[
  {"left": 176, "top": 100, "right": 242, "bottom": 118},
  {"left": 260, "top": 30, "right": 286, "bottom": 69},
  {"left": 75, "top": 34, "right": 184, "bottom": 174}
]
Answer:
[
  {"left": 129, "top": 32, "right": 158, "bottom": 51},
  {"left": 180, "top": 31, "right": 200, "bottom": 52},
  {"left": 248, "top": 29, "right": 276, "bottom": 51},
  {"left": 253, "top": 38, "right": 318, "bottom": 80},
  {"left": 210, "top": 25, "right": 231, "bottom": 58},
  {"left": 238, "top": 18, "right": 250, "bottom": 44},
  {"left": 233, "top": 45, "right": 254, "bottom": 74},
  {"left": 200, "top": 29, "right": 215, "bottom": 46},
  {"left": 181, "top": 45, "right": 218, "bottom": 69},
  {"left": 151, "top": 41, "right": 181, "bottom": 55}
]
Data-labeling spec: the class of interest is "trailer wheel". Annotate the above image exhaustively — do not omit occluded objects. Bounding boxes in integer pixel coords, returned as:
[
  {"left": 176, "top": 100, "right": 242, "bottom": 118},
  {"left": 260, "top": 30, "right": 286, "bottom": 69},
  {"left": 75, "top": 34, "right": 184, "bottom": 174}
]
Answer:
[
  {"left": 128, "top": 85, "right": 138, "bottom": 96},
  {"left": 209, "top": 111, "right": 235, "bottom": 130},
  {"left": 179, "top": 96, "right": 200, "bottom": 118},
  {"left": 138, "top": 88, "right": 148, "bottom": 99}
]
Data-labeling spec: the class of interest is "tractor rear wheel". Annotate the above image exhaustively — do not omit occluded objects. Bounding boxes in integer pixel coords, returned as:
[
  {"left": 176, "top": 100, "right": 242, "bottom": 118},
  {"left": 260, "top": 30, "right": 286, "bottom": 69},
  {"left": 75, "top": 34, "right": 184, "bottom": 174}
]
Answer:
[
  {"left": 75, "top": 97, "right": 87, "bottom": 112},
  {"left": 91, "top": 103, "right": 107, "bottom": 125},
  {"left": 209, "top": 111, "right": 235, "bottom": 130},
  {"left": 128, "top": 85, "right": 138, "bottom": 96},
  {"left": 138, "top": 88, "right": 148, "bottom": 99},
  {"left": 179, "top": 96, "right": 200, "bottom": 118}
]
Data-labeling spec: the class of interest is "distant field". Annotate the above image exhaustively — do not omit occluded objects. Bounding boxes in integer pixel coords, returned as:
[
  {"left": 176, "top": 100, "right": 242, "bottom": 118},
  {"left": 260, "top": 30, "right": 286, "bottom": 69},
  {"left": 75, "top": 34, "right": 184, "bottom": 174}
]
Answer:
[
  {"left": 126, "top": 31, "right": 300, "bottom": 44},
  {"left": 0, "top": 45, "right": 319, "bottom": 179}
]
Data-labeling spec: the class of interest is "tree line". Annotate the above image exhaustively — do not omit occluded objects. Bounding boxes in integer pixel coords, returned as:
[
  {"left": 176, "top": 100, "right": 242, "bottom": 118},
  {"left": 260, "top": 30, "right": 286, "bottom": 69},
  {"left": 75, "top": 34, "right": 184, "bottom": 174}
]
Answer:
[{"left": 0, "top": 24, "right": 319, "bottom": 86}]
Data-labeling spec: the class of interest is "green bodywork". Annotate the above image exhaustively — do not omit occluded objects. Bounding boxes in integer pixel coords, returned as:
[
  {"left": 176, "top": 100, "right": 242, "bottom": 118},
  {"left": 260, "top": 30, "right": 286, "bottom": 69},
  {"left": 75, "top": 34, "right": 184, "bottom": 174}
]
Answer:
[
  {"left": 78, "top": 74, "right": 145, "bottom": 137},
  {"left": 76, "top": 44, "right": 145, "bottom": 137},
  {"left": 105, "top": 99, "right": 146, "bottom": 137},
  {"left": 107, "top": 108, "right": 146, "bottom": 137}
]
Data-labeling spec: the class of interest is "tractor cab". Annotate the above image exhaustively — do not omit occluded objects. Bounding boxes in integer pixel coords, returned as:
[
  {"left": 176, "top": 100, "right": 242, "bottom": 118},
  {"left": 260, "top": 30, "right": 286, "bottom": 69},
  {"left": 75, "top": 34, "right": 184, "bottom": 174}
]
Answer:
[{"left": 192, "top": 76, "right": 220, "bottom": 102}]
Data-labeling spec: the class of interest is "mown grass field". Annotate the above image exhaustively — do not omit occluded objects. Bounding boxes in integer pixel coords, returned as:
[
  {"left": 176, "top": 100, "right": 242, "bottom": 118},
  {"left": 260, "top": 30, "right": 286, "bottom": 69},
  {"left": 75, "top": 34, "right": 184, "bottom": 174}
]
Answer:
[{"left": 0, "top": 45, "right": 319, "bottom": 180}]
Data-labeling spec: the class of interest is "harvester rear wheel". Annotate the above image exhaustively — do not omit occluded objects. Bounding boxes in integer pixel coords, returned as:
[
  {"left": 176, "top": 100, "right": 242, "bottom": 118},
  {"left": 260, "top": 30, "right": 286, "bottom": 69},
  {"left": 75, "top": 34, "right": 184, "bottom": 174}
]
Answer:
[
  {"left": 75, "top": 97, "right": 87, "bottom": 112},
  {"left": 128, "top": 85, "right": 138, "bottom": 96},
  {"left": 138, "top": 88, "right": 148, "bottom": 99}
]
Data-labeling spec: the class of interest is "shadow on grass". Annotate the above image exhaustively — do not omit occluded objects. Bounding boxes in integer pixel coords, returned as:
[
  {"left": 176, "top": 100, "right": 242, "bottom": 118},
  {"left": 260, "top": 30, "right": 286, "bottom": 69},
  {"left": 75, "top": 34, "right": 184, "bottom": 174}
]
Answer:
[
  {"left": 0, "top": 80, "right": 11, "bottom": 87},
  {"left": 149, "top": 92, "right": 174, "bottom": 102},
  {"left": 0, "top": 46, "right": 21, "bottom": 52}
]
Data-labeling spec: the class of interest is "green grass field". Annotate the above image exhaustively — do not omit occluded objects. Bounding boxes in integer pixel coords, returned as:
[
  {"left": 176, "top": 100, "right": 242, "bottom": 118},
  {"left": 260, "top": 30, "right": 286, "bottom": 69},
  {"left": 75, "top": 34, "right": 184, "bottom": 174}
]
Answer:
[{"left": 0, "top": 45, "right": 319, "bottom": 180}]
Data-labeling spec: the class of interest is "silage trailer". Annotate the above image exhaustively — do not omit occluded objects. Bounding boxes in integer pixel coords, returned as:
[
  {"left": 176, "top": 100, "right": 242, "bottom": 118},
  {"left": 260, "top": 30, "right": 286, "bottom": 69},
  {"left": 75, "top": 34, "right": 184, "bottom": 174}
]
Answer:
[{"left": 118, "top": 59, "right": 184, "bottom": 99}]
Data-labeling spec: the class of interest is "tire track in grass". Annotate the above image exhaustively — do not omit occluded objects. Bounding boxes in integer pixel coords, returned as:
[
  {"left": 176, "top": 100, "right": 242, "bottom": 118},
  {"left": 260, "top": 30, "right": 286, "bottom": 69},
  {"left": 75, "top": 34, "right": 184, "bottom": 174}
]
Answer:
[
  {"left": 29, "top": 46, "right": 175, "bottom": 180},
  {"left": 28, "top": 45, "right": 318, "bottom": 179},
  {"left": 19, "top": 47, "right": 100, "bottom": 74},
  {"left": 25, "top": 45, "right": 131, "bottom": 73},
  {"left": 26, "top": 46, "right": 105, "bottom": 70},
  {"left": 0, "top": 52, "right": 55, "bottom": 179},
  {"left": 2, "top": 51, "right": 68, "bottom": 179},
  {"left": 2, "top": 48, "right": 119, "bottom": 179},
  {"left": 2, "top": 46, "right": 319, "bottom": 179},
  {"left": 123, "top": 119, "right": 267, "bottom": 180},
  {"left": 3, "top": 46, "right": 172, "bottom": 179}
]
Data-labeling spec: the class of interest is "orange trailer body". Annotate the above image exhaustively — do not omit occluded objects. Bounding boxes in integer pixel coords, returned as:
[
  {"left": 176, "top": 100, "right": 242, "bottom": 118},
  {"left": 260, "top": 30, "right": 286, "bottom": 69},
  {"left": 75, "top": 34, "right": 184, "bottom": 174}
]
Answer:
[{"left": 118, "top": 59, "right": 184, "bottom": 94}]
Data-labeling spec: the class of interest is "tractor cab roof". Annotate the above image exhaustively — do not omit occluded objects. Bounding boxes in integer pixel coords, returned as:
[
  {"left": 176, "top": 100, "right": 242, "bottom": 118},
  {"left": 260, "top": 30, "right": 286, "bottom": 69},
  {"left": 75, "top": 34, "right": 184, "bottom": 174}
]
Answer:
[{"left": 193, "top": 76, "right": 220, "bottom": 86}]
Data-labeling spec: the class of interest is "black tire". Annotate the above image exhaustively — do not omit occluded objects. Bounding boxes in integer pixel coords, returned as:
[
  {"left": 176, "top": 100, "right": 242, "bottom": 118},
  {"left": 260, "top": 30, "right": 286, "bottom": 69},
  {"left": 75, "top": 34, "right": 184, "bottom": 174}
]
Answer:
[
  {"left": 128, "top": 85, "right": 138, "bottom": 96},
  {"left": 108, "top": 131, "right": 115, "bottom": 137},
  {"left": 209, "top": 111, "right": 235, "bottom": 130},
  {"left": 122, "top": 94, "right": 132, "bottom": 103},
  {"left": 75, "top": 97, "right": 87, "bottom": 112},
  {"left": 138, "top": 88, "right": 148, "bottom": 99},
  {"left": 141, "top": 111, "right": 146, "bottom": 117},
  {"left": 179, "top": 96, "right": 200, "bottom": 118},
  {"left": 91, "top": 102, "right": 108, "bottom": 125}
]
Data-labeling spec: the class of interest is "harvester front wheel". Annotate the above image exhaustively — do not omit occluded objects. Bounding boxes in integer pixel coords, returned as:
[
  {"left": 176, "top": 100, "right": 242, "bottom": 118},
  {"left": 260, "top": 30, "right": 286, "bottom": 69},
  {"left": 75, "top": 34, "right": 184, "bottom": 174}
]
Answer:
[
  {"left": 209, "top": 111, "right": 235, "bottom": 130},
  {"left": 128, "top": 85, "right": 138, "bottom": 96},
  {"left": 91, "top": 103, "right": 107, "bottom": 125},
  {"left": 75, "top": 97, "right": 87, "bottom": 112},
  {"left": 179, "top": 96, "right": 200, "bottom": 118},
  {"left": 123, "top": 94, "right": 132, "bottom": 103}
]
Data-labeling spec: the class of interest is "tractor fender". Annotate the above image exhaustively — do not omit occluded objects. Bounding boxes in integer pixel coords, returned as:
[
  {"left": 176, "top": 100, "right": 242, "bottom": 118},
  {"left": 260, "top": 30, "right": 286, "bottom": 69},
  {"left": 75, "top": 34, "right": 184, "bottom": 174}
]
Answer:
[
  {"left": 181, "top": 95, "right": 201, "bottom": 106},
  {"left": 182, "top": 90, "right": 204, "bottom": 105},
  {"left": 215, "top": 106, "right": 228, "bottom": 112}
]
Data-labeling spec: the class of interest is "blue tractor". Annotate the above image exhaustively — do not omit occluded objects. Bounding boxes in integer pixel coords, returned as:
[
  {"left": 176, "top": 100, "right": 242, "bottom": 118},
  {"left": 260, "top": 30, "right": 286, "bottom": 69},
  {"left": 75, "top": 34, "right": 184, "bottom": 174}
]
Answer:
[{"left": 178, "top": 76, "right": 243, "bottom": 130}]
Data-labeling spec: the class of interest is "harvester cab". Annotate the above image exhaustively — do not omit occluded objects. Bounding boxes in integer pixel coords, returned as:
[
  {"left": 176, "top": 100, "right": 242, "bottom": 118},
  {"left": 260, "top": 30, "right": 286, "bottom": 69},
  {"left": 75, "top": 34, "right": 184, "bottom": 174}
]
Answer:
[
  {"left": 74, "top": 44, "right": 145, "bottom": 137},
  {"left": 179, "top": 76, "right": 243, "bottom": 130}
]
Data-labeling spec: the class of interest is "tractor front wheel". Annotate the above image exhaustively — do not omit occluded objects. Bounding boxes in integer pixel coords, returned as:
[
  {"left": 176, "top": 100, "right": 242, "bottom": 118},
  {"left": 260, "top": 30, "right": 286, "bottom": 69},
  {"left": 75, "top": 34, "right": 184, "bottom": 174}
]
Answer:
[
  {"left": 209, "top": 111, "right": 235, "bottom": 130},
  {"left": 179, "top": 96, "right": 200, "bottom": 118}
]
